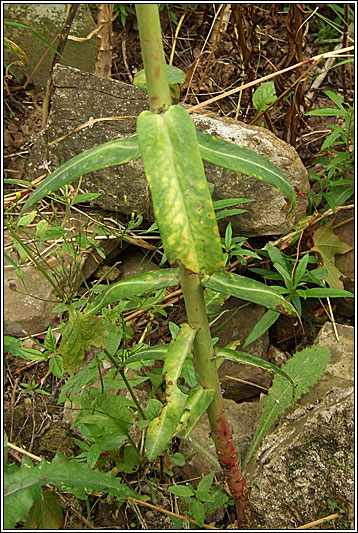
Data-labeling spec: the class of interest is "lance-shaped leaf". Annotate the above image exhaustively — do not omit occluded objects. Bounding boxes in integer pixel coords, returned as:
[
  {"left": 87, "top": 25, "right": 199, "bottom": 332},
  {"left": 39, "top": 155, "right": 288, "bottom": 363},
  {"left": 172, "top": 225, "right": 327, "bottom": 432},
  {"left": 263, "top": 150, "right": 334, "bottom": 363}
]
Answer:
[
  {"left": 197, "top": 132, "right": 296, "bottom": 214},
  {"left": 174, "top": 385, "right": 215, "bottom": 438},
  {"left": 202, "top": 271, "right": 296, "bottom": 316},
  {"left": 243, "top": 345, "right": 330, "bottom": 468},
  {"left": 215, "top": 347, "right": 295, "bottom": 388},
  {"left": 145, "top": 323, "right": 196, "bottom": 460},
  {"left": 20, "top": 136, "right": 140, "bottom": 213},
  {"left": 86, "top": 268, "right": 179, "bottom": 315},
  {"left": 137, "top": 105, "right": 225, "bottom": 275}
]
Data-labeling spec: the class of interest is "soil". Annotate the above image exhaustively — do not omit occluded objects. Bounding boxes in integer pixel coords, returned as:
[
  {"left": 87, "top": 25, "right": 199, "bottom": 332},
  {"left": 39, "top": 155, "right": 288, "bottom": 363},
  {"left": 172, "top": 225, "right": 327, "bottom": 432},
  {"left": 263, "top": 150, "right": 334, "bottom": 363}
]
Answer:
[{"left": 4, "top": 4, "right": 354, "bottom": 530}]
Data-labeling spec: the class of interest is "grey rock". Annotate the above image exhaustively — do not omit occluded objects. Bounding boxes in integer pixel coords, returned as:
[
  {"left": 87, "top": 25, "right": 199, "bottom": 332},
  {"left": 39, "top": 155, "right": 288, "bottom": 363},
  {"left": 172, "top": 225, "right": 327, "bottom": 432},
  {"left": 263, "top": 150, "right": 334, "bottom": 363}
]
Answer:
[
  {"left": 216, "top": 298, "right": 271, "bottom": 401},
  {"left": 3, "top": 216, "right": 121, "bottom": 337},
  {"left": 4, "top": 262, "right": 59, "bottom": 337},
  {"left": 314, "top": 323, "right": 354, "bottom": 382},
  {"left": 26, "top": 65, "right": 310, "bottom": 237},
  {"left": 4, "top": 4, "right": 96, "bottom": 91},
  {"left": 245, "top": 323, "right": 354, "bottom": 529}
]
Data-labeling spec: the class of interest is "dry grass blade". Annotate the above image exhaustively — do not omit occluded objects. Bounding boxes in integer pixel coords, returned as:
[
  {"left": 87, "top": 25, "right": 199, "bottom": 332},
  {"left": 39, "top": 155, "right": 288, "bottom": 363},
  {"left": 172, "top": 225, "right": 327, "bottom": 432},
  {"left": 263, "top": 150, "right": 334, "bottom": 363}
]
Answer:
[{"left": 187, "top": 46, "right": 354, "bottom": 114}]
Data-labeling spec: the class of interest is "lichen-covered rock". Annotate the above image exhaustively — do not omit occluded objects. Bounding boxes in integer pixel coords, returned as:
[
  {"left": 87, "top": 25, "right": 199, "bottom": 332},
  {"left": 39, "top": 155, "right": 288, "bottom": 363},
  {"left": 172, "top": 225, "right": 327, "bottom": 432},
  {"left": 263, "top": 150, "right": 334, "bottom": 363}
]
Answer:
[{"left": 26, "top": 65, "right": 309, "bottom": 236}]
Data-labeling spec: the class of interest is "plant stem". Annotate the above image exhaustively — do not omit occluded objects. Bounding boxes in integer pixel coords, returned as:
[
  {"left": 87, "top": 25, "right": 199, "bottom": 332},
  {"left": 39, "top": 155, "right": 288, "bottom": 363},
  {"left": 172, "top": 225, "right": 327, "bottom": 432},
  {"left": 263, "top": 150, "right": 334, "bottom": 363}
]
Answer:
[
  {"left": 135, "top": 4, "right": 253, "bottom": 527},
  {"left": 179, "top": 265, "right": 253, "bottom": 528},
  {"left": 103, "top": 349, "right": 146, "bottom": 420},
  {"left": 135, "top": 4, "right": 171, "bottom": 113}
]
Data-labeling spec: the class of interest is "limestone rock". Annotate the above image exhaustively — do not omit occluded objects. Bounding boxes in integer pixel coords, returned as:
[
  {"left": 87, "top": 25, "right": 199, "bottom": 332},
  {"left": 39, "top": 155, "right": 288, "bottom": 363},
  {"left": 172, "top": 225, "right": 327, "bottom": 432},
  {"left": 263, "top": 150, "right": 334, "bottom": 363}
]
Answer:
[{"left": 26, "top": 65, "right": 310, "bottom": 237}]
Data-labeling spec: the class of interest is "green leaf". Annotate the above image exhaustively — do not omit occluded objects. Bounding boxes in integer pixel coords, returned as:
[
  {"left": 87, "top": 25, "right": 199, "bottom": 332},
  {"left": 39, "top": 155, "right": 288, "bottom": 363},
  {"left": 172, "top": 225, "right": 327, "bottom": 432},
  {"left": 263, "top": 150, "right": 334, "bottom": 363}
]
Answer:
[
  {"left": 137, "top": 105, "right": 225, "bottom": 275},
  {"left": 145, "top": 399, "right": 163, "bottom": 421},
  {"left": 24, "top": 490, "right": 63, "bottom": 530},
  {"left": 71, "top": 192, "right": 102, "bottom": 205},
  {"left": 20, "top": 136, "right": 140, "bottom": 213},
  {"left": 306, "top": 108, "right": 347, "bottom": 117},
  {"left": 202, "top": 270, "right": 296, "bottom": 316},
  {"left": 168, "top": 452, "right": 186, "bottom": 466},
  {"left": 75, "top": 387, "right": 133, "bottom": 435},
  {"left": 174, "top": 385, "right": 215, "bottom": 438},
  {"left": 44, "top": 327, "right": 57, "bottom": 352},
  {"left": 265, "top": 243, "right": 288, "bottom": 272},
  {"left": 215, "top": 347, "right": 295, "bottom": 388},
  {"left": 213, "top": 197, "right": 253, "bottom": 209},
  {"left": 299, "top": 287, "right": 354, "bottom": 299},
  {"left": 49, "top": 355, "right": 64, "bottom": 378},
  {"left": 252, "top": 81, "right": 276, "bottom": 113},
  {"left": 293, "top": 252, "right": 310, "bottom": 287},
  {"left": 117, "top": 344, "right": 168, "bottom": 369},
  {"left": 190, "top": 499, "right": 205, "bottom": 527},
  {"left": 197, "top": 132, "right": 296, "bottom": 213},
  {"left": 17, "top": 210, "right": 37, "bottom": 227},
  {"left": 197, "top": 471, "right": 214, "bottom": 494},
  {"left": 243, "top": 345, "right": 331, "bottom": 468},
  {"left": 4, "top": 336, "right": 23, "bottom": 357},
  {"left": 134, "top": 63, "right": 186, "bottom": 89},
  {"left": 311, "top": 223, "right": 353, "bottom": 289},
  {"left": 145, "top": 324, "right": 196, "bottom": 460},
  {"left": 57, "top": 358, "right": 101, "bottom": 404},
  {"left": 243, "top": 309, "right": 280, "bottom": 348},
  {"left": 4, "top": 452, "right": 138, "bottom": 529},
  {"left": 204, "top": 287, "right": 228, "bottom": 316},
  {"left": 87, "top": 443, "right": 101, "bottom": 469},
  {"left": 168, "top": 484, "right": 195, "bottom": 498},
  {"left": 58, "top": 308, "right": 108, "bottom": 374},
  {"left": 86, "top": 268, "right": 179, "bottom": 315},
  {"left": 215, "top": 207, "right": 247, "bottom": 220}
]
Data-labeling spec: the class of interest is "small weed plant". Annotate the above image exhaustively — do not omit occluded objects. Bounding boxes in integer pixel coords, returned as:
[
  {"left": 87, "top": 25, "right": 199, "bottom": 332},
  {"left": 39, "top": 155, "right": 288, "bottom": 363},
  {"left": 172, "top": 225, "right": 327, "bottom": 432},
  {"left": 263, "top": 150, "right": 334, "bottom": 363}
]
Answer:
[
  {"left": 306, "top": 90, "right": 354, "bottom": 214},
  {"left": 4, "top": 5, "right": 353, "bottom": 530}
]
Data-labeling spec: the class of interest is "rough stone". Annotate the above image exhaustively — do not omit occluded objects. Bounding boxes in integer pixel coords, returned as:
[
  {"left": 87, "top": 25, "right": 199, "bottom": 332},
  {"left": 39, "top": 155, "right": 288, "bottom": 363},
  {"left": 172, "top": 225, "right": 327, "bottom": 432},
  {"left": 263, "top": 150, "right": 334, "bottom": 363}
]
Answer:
[
  {"left": 3, "top": 216, "right": 121, "bottom": 337},
  {"left": 244, "top": 323, "right": 354, "bottom": 529},
  {"left": 4, "top": 261, "right": 59, "bottom": 337},
  {"left": 4, "top": 4, "right": 96, "bottom": 91},
  {"left": 26, "top": 64, "right": 310, "bottom": 237},
  {"left": 216, "top": 298, "right": 271, "bottom": 401},
  {"left": 314, "top": 323, "right": 354, "bottom": 382}
]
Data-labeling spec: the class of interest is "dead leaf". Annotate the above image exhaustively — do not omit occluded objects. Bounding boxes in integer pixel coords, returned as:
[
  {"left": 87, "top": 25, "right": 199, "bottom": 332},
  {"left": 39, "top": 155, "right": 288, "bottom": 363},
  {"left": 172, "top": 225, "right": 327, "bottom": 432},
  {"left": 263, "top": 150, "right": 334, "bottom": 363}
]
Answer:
[{"left": 311, "top": 222, "right": 353, "bottom": 289}]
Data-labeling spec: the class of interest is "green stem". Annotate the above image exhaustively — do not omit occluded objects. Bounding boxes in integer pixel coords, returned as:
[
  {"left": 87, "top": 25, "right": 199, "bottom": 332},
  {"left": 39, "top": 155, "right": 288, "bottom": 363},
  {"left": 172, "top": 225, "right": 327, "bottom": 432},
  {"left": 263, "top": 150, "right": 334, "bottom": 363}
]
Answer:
[
  {"left": 179, "top": 266, "right": 253, "bottom": 528},
  {"left": 135, "top": 4, "right": 172, "bottom": 113},
  {"left": 135, "top": 5, "right": 253, "bottom": 527},
  {"left": 104, "top": 349, "right": 146, "bottom": 420}
]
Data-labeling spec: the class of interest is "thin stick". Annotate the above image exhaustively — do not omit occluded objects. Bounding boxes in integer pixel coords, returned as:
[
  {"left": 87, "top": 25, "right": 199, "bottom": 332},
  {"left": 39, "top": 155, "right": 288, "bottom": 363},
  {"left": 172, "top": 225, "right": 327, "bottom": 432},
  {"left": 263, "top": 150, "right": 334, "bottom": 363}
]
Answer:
[{"left": 295, "top": 512, "right": 339, "bottom": 529}]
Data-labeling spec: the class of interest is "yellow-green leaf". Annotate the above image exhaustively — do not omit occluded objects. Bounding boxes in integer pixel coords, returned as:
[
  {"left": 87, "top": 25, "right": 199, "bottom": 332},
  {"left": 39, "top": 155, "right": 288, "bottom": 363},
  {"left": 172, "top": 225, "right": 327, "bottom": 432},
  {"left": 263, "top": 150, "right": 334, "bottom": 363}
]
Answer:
[{"left": 137, "top": 105, "right": 225, "bottom": 275}]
